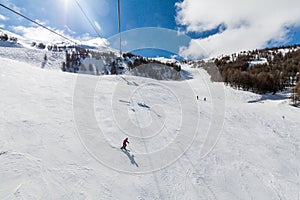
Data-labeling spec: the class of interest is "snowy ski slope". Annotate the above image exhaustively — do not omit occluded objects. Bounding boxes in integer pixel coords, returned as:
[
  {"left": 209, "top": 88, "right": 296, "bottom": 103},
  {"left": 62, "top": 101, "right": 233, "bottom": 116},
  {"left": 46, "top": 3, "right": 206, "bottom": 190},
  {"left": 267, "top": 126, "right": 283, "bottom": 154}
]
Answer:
[{"left": 0, "top": 45, "right": 300, "bottom": 199}]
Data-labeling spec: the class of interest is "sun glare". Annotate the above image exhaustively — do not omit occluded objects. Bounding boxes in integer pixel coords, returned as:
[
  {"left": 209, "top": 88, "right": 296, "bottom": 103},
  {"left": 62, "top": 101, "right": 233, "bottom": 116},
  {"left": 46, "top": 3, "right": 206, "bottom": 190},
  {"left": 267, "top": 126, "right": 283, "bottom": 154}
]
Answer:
[{"left": 63, "top": 0, "right": 70, "bottom": 12}]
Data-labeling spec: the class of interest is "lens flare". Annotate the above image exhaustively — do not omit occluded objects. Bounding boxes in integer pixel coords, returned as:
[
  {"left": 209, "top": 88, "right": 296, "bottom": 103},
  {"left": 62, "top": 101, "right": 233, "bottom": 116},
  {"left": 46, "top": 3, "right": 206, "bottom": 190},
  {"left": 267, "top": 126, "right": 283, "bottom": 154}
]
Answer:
[{"left": 63, "top": 0, "right": 70, "bottom": 13}]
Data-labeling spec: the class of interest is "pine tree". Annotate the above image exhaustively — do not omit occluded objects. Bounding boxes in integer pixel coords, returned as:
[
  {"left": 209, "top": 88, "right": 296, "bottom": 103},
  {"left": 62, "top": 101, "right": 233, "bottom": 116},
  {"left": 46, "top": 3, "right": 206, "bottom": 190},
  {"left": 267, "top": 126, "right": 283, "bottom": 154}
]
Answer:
[{"left": 292, "top": 81, "right": 300, "bottom": 106}]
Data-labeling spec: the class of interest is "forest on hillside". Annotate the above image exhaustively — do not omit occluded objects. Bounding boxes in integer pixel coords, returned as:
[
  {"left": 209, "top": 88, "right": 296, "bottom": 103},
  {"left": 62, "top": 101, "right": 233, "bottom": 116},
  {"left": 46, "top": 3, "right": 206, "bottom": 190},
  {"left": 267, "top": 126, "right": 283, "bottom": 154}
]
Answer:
[{"left": 213, "top": 45, "right": 300, "bottom": 106}]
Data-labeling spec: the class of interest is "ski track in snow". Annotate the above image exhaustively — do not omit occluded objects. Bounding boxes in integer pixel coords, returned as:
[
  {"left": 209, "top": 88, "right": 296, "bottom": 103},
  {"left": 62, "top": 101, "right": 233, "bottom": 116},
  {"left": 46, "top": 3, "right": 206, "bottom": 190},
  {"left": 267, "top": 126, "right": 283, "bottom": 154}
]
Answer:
[{"left": 0, "top": 45, "right": 300, "bottom": 199}]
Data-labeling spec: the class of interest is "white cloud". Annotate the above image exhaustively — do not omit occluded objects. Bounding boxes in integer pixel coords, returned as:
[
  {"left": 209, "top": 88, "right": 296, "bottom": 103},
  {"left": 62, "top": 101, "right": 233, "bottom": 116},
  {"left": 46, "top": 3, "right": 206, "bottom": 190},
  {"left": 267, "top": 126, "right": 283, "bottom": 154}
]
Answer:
[
  {"left": 12, "top": 25, "right": 72, "bottom": 43},
  {"left": 64, "top": 25, "right": 76, "bottom": 35},
  {"left": 76, "top": 33, "right": 93, "bottom": 41},
  {"left": 75, "top": 33, "right": 109, "bottom": 47},
  {"left": 82, "top": 37, "right": 109, "bottom": 47},
  {"left": 179, "top": 40, "right": 208, "bottom": 59},
  {"left": 0, "top": 14, "right": 9, "bottom": 21},
  {"left": 94, "top": 21, "right": 102, "bottom": 33},
  {"left": 34, "top": 20, "right": 47, "bottom": 26},
  {"left": 175, "top": 0, "right": 300, "bottom": 58}
]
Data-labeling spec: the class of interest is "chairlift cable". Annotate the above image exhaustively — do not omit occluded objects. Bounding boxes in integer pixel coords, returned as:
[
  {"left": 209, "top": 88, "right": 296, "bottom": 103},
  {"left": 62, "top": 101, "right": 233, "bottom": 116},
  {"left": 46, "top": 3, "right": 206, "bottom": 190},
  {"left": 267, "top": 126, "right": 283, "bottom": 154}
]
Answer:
[
  {"left": 0, "top": 3, "right": 78, "bottom": 45},
  {"left": 75, "top": 0, "right": 108, "bottom": 48},
  {"left": 118, "top": 0, "right": 122, "bottom": 56}
]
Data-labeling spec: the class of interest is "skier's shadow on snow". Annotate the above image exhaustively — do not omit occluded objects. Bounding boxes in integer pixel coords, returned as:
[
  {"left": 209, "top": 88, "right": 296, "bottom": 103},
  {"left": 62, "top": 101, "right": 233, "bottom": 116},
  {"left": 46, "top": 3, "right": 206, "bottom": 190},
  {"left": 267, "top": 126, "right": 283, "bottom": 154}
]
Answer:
[{"left": 122, "top": 150, "right": 139, "bottom": 167}]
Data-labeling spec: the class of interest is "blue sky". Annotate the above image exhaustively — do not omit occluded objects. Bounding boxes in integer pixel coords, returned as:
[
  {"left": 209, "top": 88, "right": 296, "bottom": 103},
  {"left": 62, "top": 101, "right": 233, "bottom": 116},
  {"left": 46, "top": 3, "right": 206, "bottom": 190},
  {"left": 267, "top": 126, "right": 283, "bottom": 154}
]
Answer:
[
  {"left": 1, "top": 0, "right": 300, "bottom": 58},
  {"left": 0, "top": 0, "right": 180, "bottom": 38}
]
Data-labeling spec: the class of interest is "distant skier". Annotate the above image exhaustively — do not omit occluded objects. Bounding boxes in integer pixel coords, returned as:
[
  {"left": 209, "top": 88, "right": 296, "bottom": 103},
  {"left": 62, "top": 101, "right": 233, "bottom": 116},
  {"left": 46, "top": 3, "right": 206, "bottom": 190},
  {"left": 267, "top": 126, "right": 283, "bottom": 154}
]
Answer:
[
  {"left": 120, "top": 138, "right": 129, "bottom": 151},
  {"left": 197, "top": 95, "right": 199, "bottom": 100}
]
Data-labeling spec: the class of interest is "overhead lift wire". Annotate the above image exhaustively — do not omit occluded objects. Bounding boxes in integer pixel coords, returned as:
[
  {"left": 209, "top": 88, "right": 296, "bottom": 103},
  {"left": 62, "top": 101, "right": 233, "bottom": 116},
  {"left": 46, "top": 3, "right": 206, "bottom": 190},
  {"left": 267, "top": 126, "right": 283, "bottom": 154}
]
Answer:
[
  {"left": 0, "top": 3, "right": 79, "bottom": 45},
  {"left": 118, "top": 0, "right": 122, "bottom": 56},
  {"left": 74, "top": 0, "right": 108, "bottom": 47}
]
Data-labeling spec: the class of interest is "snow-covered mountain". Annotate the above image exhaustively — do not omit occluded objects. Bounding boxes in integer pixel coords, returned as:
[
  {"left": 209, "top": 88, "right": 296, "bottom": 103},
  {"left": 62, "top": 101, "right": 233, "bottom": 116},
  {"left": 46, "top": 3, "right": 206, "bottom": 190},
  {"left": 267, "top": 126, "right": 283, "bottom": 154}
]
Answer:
[{"left": 0, "top": 41, "right": 299, "bottom": 199}]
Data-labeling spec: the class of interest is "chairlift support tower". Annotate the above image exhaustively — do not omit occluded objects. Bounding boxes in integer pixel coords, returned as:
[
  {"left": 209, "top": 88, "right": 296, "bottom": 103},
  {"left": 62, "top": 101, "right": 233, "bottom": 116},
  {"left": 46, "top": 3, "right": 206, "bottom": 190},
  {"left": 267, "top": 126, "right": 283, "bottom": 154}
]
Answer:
[{"left": 118, "top": 0, "right": 122, "bottom": 57}]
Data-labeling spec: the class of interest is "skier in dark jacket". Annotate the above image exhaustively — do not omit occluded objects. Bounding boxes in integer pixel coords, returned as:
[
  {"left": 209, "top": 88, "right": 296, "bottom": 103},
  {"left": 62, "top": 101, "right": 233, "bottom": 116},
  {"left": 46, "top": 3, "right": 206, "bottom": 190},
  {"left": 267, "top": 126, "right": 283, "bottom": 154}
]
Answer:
[{"left": 120, "top": 138, "right": 129, "bottom": 151}]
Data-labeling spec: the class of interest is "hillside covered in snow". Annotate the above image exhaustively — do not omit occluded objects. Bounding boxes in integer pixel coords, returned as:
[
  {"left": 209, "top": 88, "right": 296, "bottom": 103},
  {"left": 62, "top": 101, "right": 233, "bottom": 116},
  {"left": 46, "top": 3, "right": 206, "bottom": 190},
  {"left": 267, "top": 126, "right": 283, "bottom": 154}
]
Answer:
[{"left": 0, "top": 43, "right": 300, "bottom": 199}]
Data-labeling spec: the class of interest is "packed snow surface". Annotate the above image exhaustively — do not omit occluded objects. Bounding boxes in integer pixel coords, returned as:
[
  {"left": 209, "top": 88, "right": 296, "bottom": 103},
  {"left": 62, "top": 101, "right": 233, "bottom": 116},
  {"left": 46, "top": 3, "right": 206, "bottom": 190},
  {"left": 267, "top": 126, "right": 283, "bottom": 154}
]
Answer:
[
  {"left": 249, "top": 58, "right": 268, "bottom": 67},
  {"left": 0, "top": 45, "right": 300, "bottom": 199}
]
